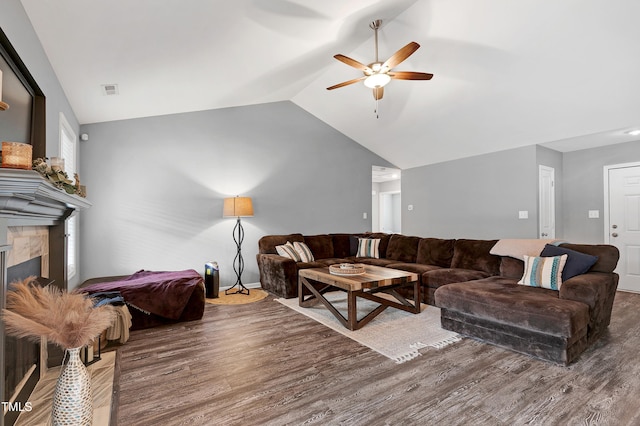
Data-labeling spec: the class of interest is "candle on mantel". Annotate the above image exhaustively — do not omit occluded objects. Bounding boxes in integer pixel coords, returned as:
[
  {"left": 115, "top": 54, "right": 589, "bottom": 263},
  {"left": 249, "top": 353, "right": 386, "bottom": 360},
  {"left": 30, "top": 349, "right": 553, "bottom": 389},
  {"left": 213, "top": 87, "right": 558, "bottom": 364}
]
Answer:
[
  {"left": 50, "top": 157, "right": 65, "bottom": 171},
  {"left": 1, "top": 141, "right": 32, "bottom": 169}
]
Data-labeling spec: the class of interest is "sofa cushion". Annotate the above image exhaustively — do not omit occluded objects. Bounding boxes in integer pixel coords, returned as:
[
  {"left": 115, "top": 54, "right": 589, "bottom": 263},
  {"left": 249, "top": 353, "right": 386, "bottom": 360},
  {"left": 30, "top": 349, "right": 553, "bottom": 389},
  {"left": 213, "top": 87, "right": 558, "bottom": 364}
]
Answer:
[
  {"left": 293, "top": 241, "right": 314, "bottom": 262},
  {"left": 416, "top": 238, "right": 455, "bottom": 267},
  {"left": 331, "top": 234, "right": 360, "bottom": 258},
  {"left": 361, "top": 233, "right": 391, "bottom": 258},
  {"left": 259, "top": 234, "right": 305, "bottom": 254},
  {"left": 387, "top": 262, "right": 442, "bottom": 276},
  {"left": 304, "top": 234, "right": 334, "bottom": 260},
  {"left": 518, "top": 254, "right": 568, "bottom": 290},
  {"left": 541, "top": 244, "right": 598, "bottom": 281},
  {"left": 315, "top": 258, "right": 356, "bottom": 267},
  {"left": 352, "top": 257, "right": 398, "bottom": 267},
  {"left": 500, "top": 256, "right": 524, "bottom": 279},
  {"left": 434, "top": 277, "right": 590, "bottom": 338},
  {"left": 451, "top": 239, "right": 501, "bottom": 275},
  {"left": 386, "top": 235, "right": 421, "bottom": 262},
  {"left": 558, "top": 243, "right": 619, "bottom": 273},
  {"left": 422, "top": 268, "right": 491, "bottom": 290},
  {"left": 295, "top": 261, "right": 328, "bottom": 270},
  {"left": 275, "top": 242, "right": 301, "bottom": 261},
  {"left": 356, "top": 238, "right": 380, "bottom": 258}
]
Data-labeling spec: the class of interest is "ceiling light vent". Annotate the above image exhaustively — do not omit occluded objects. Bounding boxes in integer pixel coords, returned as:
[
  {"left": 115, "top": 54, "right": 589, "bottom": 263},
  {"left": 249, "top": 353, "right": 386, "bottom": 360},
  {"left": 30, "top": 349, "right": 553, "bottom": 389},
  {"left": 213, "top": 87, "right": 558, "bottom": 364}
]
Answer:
[{"left": 101, "top": 84, "right": 119, "bottom": 96}]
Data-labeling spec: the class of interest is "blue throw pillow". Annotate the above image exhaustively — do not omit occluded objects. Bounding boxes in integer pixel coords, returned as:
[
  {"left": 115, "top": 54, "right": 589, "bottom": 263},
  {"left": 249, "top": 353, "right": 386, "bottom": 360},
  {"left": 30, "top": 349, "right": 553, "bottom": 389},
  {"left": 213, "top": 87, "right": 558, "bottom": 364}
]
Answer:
[{"left": 540, "top": 244, "right": 598, "bottom": 281}]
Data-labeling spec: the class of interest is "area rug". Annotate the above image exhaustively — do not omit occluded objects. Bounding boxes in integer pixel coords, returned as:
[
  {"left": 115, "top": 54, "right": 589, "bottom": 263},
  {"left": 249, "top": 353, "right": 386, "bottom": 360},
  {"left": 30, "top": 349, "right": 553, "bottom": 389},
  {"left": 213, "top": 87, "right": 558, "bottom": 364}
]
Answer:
[
  {"left": 276, "top": 292, "right": 462, "bottom": 363},
  {"left": 206, "top": 288, "right": 269, "bottom": 305}
]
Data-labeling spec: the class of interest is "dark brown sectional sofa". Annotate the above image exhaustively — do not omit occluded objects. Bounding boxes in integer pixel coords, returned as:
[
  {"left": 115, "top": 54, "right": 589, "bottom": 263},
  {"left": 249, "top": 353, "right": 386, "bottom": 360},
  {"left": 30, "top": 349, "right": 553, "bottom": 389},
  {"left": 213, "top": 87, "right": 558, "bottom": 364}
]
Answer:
[{"left": 256, "top": 233, "right": 619, "bottom": 365}]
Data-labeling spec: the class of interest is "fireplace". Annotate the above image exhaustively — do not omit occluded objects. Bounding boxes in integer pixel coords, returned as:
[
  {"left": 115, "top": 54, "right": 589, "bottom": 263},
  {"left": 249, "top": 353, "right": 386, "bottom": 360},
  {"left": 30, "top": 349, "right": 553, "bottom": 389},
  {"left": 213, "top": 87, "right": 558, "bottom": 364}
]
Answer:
[
  {"left": 2, "top": 257, "right": 52, "bottom": 426},
  {"left": 0, "top": 170, "right": 91, "bottom": 426}
]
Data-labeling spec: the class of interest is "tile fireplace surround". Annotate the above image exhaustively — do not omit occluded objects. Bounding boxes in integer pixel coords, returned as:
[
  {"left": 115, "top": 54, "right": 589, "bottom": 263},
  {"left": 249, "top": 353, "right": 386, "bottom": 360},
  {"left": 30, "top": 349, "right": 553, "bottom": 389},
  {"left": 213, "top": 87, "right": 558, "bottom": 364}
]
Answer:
[{"left": 0, "top": 168, "right": 91, "bottom": 426}]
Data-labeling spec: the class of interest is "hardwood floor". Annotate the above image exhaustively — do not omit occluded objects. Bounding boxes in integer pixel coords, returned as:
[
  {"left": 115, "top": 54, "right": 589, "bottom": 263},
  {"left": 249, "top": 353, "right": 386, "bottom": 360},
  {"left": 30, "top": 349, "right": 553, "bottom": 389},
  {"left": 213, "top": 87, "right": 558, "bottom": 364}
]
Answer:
[{"left": 114, "top": 291, "right": 640, "bottom": 425}]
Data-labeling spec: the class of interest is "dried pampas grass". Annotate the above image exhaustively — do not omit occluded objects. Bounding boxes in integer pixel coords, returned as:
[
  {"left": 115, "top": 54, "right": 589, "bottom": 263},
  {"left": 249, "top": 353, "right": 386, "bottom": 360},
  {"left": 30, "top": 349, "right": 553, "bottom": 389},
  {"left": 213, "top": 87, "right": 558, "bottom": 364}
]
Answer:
[{"left": 2, "top": 277, "right": 115, "bottom": 349}]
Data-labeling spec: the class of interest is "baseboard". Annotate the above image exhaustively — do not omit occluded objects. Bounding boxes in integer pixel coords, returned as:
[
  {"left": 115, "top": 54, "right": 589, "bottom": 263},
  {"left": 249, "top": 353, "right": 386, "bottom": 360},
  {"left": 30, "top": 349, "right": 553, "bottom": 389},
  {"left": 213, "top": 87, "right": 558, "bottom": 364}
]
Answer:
[{"left": 220, "top": 282, "right": 261, "bottom": 290}]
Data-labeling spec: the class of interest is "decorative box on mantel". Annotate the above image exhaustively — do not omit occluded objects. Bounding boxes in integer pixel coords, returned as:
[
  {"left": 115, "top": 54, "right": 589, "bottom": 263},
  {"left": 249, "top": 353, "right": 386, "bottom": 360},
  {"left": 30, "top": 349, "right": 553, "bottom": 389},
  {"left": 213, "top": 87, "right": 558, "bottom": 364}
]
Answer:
[{"left": 0, "top": 168, "right": 91, "bottom": 223}]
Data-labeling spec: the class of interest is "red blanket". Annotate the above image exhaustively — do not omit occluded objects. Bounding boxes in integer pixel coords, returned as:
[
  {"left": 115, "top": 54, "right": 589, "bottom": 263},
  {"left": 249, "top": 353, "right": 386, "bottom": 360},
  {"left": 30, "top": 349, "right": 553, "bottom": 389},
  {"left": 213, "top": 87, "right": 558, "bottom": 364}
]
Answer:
[{"left": 79, "top": 269, "right": 203, "bottom": 320}]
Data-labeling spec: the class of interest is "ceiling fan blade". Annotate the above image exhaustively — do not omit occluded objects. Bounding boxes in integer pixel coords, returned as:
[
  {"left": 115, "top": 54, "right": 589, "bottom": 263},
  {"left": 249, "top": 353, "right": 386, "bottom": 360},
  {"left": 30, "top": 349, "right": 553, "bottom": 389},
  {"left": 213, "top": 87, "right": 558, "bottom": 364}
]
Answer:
[
  {"left": 382, "top": 42, "right": 420, "bottom": 69},
  {"left": 326, "top": 76, "right": 366, "bottom": 90},
  {"left": 389, "top": 71, "right": 434, "bottom": 80},
  {"left": 334, "top": 54, "right": 372, "bottom": 73},
  {"left": 373, "top": 87, "right": 384, "bottom": 100}
]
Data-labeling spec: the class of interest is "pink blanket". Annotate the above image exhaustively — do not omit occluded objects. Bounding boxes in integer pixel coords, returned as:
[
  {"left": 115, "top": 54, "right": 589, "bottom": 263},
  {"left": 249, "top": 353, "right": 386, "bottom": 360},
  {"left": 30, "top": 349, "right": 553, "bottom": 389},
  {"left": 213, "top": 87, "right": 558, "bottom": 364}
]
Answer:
[{"left": 79, "top": 269, "right": 203, "bottom": 320}]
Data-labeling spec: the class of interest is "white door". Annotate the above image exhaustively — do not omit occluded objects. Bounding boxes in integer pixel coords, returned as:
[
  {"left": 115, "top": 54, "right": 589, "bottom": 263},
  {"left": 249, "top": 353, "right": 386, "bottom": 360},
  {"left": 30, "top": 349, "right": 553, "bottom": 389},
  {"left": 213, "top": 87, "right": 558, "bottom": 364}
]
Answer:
[
  {"left": 379, "top": 191, "right": 401, "bottom": 234},
  {"left": 607, "top": 165, "right": 640, "bottom": 292},
  {"left": 539, "top": 165, "right": 555, "bottom": 239}
]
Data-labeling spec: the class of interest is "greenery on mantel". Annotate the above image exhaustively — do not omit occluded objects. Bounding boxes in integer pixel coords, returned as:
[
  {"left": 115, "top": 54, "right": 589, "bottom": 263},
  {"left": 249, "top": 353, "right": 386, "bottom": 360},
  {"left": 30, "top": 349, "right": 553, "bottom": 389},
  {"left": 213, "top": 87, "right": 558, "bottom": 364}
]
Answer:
[{"left": 32, "top": 157, "right": 86, "bottom": 197}]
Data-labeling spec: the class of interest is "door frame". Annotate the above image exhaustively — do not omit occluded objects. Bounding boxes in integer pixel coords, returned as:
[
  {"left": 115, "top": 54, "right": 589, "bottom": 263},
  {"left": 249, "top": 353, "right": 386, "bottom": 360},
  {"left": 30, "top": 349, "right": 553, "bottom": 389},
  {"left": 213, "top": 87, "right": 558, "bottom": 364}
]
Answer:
[{"left": 603, "top": 161, "right": 640, "bottom": 244}]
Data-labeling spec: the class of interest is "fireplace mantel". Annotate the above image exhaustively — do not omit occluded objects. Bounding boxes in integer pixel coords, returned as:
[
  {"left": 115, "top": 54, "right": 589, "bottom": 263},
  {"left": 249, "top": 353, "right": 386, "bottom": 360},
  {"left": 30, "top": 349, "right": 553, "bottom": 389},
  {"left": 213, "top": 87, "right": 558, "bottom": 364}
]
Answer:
[
  {"left": 1, "top": 169, "right": 92, "bottom": 425},
  {"left": 0, "top": 169, "right": 91, "bottom": 224}
]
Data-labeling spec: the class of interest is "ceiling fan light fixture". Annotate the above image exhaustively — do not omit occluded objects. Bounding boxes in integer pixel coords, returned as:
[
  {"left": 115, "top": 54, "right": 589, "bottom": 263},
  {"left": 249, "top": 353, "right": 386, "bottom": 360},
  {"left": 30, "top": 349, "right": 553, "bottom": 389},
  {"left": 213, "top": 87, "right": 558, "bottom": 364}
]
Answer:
[{"left": 364, "top": 73, "right": 391, "bottom": 88}]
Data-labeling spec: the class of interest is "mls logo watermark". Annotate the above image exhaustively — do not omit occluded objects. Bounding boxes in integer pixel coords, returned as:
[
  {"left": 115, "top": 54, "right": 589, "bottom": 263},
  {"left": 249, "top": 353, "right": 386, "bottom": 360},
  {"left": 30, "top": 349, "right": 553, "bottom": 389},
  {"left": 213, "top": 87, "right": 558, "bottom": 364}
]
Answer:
[{"left": 2, "top": 401, "right": 33, "bottom": 412}]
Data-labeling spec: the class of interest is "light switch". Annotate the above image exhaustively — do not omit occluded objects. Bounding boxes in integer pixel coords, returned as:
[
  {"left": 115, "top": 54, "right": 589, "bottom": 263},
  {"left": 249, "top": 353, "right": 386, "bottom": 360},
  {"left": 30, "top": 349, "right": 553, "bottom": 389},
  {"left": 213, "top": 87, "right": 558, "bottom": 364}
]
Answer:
[
  {"left": 363, "top": 212, "right": 368, "bottom": 219},
  {"left": 518, "top": 210, "right": 529, "bottom": 219},
  {"left": 588, "top": 210, "right": 600, "bottom": 219}
]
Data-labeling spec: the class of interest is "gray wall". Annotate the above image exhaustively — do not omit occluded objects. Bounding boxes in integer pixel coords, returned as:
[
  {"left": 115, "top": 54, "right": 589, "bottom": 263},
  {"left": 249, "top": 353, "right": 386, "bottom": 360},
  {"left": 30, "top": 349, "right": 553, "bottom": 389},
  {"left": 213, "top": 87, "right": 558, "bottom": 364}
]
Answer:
[
  {"left": 402, "top": 139, "right": 640, "bottom": 244},
  {"left": 0, "top": 1, "right": 79, "bottom": 157},
  {"left": 402, "top": 145, "right": 540, "bottom": 239},
  {"left": 1, "top": 1, "right": 82, "bottom": 288},
  {"left": 79, "top": 101, "right": 393, "bottom": 286},
  {"left": 563, "top": 139, "right": 640, "bottom": 243}
]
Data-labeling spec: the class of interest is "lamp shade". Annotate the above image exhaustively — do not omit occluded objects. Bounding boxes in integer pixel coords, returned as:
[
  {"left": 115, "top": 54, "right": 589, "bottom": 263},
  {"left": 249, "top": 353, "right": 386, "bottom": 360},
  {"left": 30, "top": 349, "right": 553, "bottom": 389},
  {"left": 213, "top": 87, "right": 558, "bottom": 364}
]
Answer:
[{"left": 223, "top": 196, "right": 254, "bottom": 217}]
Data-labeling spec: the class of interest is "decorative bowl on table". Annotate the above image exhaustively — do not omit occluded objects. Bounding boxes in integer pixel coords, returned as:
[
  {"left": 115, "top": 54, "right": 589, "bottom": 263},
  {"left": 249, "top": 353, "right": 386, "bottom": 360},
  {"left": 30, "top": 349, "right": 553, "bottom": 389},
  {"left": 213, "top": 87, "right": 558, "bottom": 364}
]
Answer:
[{"left": 329, "top": 263, "right": 366, "bottom": 276}]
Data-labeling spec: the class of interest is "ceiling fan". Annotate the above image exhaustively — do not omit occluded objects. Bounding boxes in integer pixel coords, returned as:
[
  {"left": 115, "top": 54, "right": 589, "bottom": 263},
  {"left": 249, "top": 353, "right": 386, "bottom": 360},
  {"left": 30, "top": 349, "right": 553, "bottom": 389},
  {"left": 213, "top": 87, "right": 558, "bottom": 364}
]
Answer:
[{"left": 327, "top": 19, "right": 433, "bottom": 116}]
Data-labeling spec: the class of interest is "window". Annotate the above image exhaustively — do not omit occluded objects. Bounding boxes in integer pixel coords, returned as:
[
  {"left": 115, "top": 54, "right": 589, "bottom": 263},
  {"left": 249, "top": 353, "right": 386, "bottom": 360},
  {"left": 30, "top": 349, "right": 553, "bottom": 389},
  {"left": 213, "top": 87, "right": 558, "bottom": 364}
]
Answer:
[{"left": 59, "top": 113, "right": 78, "bottom": 279}]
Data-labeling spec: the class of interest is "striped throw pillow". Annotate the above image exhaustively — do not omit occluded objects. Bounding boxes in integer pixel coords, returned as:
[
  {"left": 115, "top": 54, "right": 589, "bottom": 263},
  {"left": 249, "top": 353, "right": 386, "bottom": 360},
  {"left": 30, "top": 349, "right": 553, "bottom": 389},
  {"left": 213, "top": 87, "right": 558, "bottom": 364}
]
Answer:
[
  {"left": 293, "top": 241, "right": 314, "bottom": 262},
  {"left": 356, "top": 238, "right": 381, "bottom": 259},
  {"left": 518, "top": 254, "right": 568, "bottom": 290},
  {"left": 276, "top": 241, "right": 301, "bottom": 262}
]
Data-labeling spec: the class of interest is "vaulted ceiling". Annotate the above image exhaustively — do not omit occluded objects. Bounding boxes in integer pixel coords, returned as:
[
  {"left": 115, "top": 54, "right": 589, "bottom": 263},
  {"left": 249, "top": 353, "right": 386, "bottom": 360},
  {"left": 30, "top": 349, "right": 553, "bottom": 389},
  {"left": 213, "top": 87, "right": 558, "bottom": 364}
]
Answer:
[{"left": 20, "top": 0, "right": 640, "bottom": 169}]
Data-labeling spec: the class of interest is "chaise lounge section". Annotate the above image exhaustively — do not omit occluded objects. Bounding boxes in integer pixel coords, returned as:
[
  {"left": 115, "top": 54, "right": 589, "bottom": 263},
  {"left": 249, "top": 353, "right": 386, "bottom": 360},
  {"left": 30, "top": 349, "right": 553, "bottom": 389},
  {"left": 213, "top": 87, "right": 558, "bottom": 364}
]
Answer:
[
  {"left": 434, "top": 243, "right": 619, "bottom": 364},
  {"left": 257, "top": 233, "right": 619, "bottom": 364}
]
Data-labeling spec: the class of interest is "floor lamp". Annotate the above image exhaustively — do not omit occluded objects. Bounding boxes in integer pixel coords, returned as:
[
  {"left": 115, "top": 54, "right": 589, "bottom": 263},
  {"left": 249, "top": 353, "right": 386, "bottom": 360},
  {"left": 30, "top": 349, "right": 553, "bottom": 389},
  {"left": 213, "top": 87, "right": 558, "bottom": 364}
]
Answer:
[{"left": 223, "top": 196, "right": 254, "bottom": 295}]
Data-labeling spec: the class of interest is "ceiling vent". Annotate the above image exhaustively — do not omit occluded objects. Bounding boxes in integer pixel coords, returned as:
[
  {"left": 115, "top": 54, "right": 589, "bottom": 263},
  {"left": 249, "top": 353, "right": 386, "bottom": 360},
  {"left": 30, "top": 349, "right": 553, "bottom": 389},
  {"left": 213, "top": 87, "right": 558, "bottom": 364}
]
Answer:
[{"left": 101, "top": 84, "right": 119, "bottom": 96}]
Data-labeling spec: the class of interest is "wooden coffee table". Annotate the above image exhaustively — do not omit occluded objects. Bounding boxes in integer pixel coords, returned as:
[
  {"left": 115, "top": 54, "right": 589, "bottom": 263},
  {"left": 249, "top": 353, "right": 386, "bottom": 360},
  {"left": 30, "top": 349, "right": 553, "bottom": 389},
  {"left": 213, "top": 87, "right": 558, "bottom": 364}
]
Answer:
[{"left": 298, "top": 265, "right": 420, "bottom": 331}]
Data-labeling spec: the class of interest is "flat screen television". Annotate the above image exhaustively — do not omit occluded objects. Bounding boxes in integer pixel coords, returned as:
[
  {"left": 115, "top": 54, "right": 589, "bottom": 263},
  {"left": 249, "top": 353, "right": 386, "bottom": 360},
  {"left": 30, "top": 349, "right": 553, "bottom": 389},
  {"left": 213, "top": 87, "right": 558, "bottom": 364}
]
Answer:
[{"left": 0, "top": 27, "right": 45, "bottom": 159}]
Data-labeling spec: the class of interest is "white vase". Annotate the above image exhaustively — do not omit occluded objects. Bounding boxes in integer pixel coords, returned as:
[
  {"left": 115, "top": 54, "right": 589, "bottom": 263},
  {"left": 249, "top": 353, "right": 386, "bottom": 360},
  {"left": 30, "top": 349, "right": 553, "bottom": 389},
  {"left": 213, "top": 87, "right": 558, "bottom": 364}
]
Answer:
[{"left": 51, "top": 347, "right": 93, "bottom": 426}]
